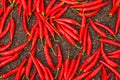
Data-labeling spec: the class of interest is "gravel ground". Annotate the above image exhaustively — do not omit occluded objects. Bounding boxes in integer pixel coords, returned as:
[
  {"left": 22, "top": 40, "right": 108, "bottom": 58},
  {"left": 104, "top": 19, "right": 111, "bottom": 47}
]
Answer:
[{"left": 0, "top": 0, "right": 120, "bottom": 80}]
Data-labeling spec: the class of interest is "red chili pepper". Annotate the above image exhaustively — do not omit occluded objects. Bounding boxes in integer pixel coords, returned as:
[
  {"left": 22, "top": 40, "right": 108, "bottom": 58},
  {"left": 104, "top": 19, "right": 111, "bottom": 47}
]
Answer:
[
  {"left": 10, "top": 18, "right": 15, "bottom": 41},
  {"left": 78, "top": 9, "right": 99, "bottom": 17},
  {"left": 14, "top": 57, "right": 27, "bottom": 80},
  {"left": 21, "top": 0, "right": 27, "bottom": 11},
  {"left": 3, "top": 0, "right": 6, "bottom": 12},
  {"left": 84, "top": 64, "right": 103, "bottom": 80},
  {"left": 25, "top": 46, "right": 36, "bottom": 78},
  {"left": 22, "top": 12, "right": 30, "bottom": 36},
  {"left": 30, "top": 53, "right": 44, "bottom": 80},
  {"left": 79, "top": 16, "right": 86, "bottom": 43},
  {"left": 70, "top": 0, "right": 102, "bottom": 8},
  {"left": 37, "top": 59, "right": 49, "bottom": 80},
  {"left": 100, "top": 60, "right": 120, "bottom": 79},
  {"left": 32, "top": 0, "right": 37, "bottom": 12},
  {"left": 73, "top": 71, "right": 91, "bottom": 80},
  {"left": 19, "top": 67, "right": 25, "bottom": 79},
  {"left": 46, "top": 2, "right": 64, "bottom": 17},
  {"left": 58, "top": 64, "right": 64, "bottom": 80},
  {"left": 0, "top": 41, "right": 29, "bottom": 56},
  {"left": 45, "top": 66, "right": 54, "bottom": 80},
  {"left": 0, "top": 67, "right": 18, "bottom": 79},
  {"left": 61, "top": 25, "right": 79, "bottom": 41},
  {"left": 52, "top": 5, "right": 70, "bottom": 18},
  {"left": 0, "top": 20, "right": 10, "bottom": 39},
  {"left": 17, "top": 4, "right": 22, "bottom": 18},
  {"left": 108, "top": 49, "right": 120, "bottom": 55},
  {"left": 44, "top": 44, "right": 56, "bottom": 70},
  {"left": 68, "top": 52, "right": 82, "bottom": 80},
  {"left": 40, "top": 0, "right": 45, "bottom": 16},
  {"left": 31, "top": 28, "right": 39, "bottom": 50},
  {"left": 86, "top": 31, "right": 92, "bottom": 55},
  {"left": 83, "top": 47, "right": 100, "bottom": 72},
  {"left": 55, "top": 44, "right": 62, "bottom": 79},
  {"left": 115, "top": 8, "right": 120, "bottom": 34},
  {"left": 0, "top": 41, "right": 12, "bottom": 52},
  {"left": 107, "top": 72, "right": 112, "bottom": 79},
  {"left": 102, "top": 67, "right": 107, "bottom": 80},
  {"left": 0, "top": 8, "right": 4, "bottom": 16},
  {"left": 54, "top": 18, "right": 80, "bottom": 26},
  {"left": 89, "top": 19, "right": 107, "bottom": 37},
  {"left": 0, "top": 56, "right": 12, "bottom": 62},
  {"left": 101, "top": 42, "right": 119, "bottom": 67},
  {"left": 79, "top": 50, "right": 97, "bottom": 71},
  {"left": 0, "top": 5, "right": 13, "bottom": 33},
  {"left": 100, "top": 38, "right": 120, "bottom": 47},
  {"left": 30, "top": 70, "right": 37, "bottom": 80},
  {"left": 60, "top": 0, "right": 79, "bottom": 5},
  {"left": 27, "top": 0, "right": 32, "bottom": 16},
  {"left": 108, "top": 54, "right": 120, "bottom": 59},
  {"left": 46, "top": 0, "right": 56, "bottom": 14},
  {"left": 0, "top": 53, "right": 19, "bottom": 67}
]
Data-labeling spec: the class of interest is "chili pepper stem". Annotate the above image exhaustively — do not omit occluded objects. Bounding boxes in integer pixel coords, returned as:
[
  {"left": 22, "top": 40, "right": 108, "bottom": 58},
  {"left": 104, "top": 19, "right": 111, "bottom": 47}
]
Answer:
[
  {"left": 82, "top": 50, "right": 86, "bottom": 56},
  {"left": 26, "top": 76, "right": 30, "bottom": 80},
  {"left": 52, "top": 35, "right": 58, "bottom": 42},
  {"left": 109, "top": 13, "right": 112, "bottom": 17},
  {"left": 22, "top": 75, "right": 25, "bottom": 80},
  {"left": 113, "top": 35, "right": 119, "bottom": 41},
  {"left": 107, "top": 36, "right": 113, "bottom": 40},
  {"left": 50, "top": 47, "right": 56, "bottom": 56},
  {"left": 74, "top": 44, "right": 82, "bottom": 49},
  {"left": 55, "top": 68, "right": 60, "bottom": 79},
  {"left": 0, "top": 75, "right": 2, "bottom": 78},
  {"left": 40, "top": 38, "right": 44, "bottom": 48}
]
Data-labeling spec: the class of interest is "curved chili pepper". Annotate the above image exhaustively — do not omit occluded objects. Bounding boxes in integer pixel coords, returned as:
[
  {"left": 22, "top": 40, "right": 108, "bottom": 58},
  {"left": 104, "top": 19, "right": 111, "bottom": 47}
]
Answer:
[
  {"left": 101, "top": 42, "right": 119, "bottom": 67},
  {"left": 115, "top": 8, "right": 120, "bottom": 34},
  {"left": 55, "top": 44, "right": 62, "bottom": 79},
  {"left": 30, "top": 53, "right": 44, "bottom": 80},
  {"left": 30, "top": 70, "right": 37, "bottom": 80},
  {"left": 10, "top": 18, "right": 15, "bottom": 41},
  {"left": 108, "top": 54, "right": 120, "bottom": 59},
  {"left": 0, "top": 67, "right": 18, "bottom": 79},
  {"left": 58, "top": 64, "right": 64, "bottom": 80},
  {"left": 14, "top": 57, "right": 27, "bottom": 80},
  {"left": 44, "top": 44, "right": 56, "bottom": 70},
  {"left": 108, "top": 49, "right": 120, "bottom": 55},
  {"left": 0, "top": 41, "right": 29, "bottom": 56},
  {"left": 40, "top": 0, "right": 45, "bottom": 16},
  {"left": 0, "top": 53, "right": 19, "bottom": 67},
  {"left": 0, "top": 56, "right": 12, "bottom": 62},
  {"left": 100, "top": 60, "right": 120, "bottom": 79},
  {"left": 45, "top": 66, "right": 54, "bottom": 80},
  {"left": 19, "top": 67, "right": 25, "bottom": 79},
  {"left": 17, "top": 4, "right": 22, "bottom": 18},
  {"left": 21, "top": 0, "right": 27, "bottom": 11},
  {"left": 100, "top": 38, "right": 120, "bottom": 47},
  {"left": 73, "top": 71, "right": 91, "bottom": 80},
  {"left": 0, "top": 41, "right": 12, "bottom": 52},
  {"left": 60, "top": 0, "right": 79, "bottom": 5},
  {"left": 46, "top": 0, "right": 56, "bottom": 14},
  {"left": 107, "top": 72, "right": 112, "bottom": 79},
  {"left": 27, "top": 0, "right": 32, "bottom": 16},
  {"left": 0, "top": 8, "right": 4, "bottom": 16},
  {"left": 102, "top": 67, "right": 107, "bottom": 80},
  {"left": 84, "top": 64, "right": 103, "bottom": 80}
]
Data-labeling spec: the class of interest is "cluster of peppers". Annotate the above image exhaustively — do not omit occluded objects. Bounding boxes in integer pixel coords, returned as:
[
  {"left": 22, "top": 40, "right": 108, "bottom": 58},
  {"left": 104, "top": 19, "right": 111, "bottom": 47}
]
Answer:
[{"left": 0, "top": 0, "right": 120, "bottom": 80}]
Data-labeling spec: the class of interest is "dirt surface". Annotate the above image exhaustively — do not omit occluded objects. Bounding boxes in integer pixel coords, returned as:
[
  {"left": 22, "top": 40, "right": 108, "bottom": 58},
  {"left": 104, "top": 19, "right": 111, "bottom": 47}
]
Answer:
[{"left": 0, "top": 0, "right": 120, "bottom": 80}]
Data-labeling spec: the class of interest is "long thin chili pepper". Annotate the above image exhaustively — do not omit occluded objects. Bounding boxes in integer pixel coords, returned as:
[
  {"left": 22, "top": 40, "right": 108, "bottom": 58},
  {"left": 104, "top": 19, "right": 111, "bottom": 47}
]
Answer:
[
  {"left": 86, "top": 32, "right": 92, "bottom": 55},
  {"left": 45, "top": 66, "right": 54, "bottom": 80},
  {"left": 30, "top": 70, "right": 37, "bottom": 80},
  {"left": 0, "top": 41, "right": 29, "bottom": 56},
  {"left": 30, "top": 53, "right": 44, "bottom": 80},
  {"left": 102, "top": 67, "right": 107, "bottom": 80},
  {"left": 115, "top": 8, "right": 120, "bottom": 34},
  {"left": 44, "top": 44, "right": 56, "bottom": 70},
  {"left": 100, "top": 38, "right": 120, "bottom": 47},
  {"left": 68, "top": 52, "right": 82, "bottom": 80},
  {"left": 46, "top": 0, "right": 56, "bottom": 14},
  {"left": 19, "top": 67, "right": 26, "bottom": 79},
  {"left": 101, "top": 42, "right": 119, "bottom": 67},
  {"left": 60, "top": 0, "right": 79, "bottom": 5},
  {"left": 108, "top": 54, "right": 120, "bottom": 59},
  {"left": 10, "top": 18, "right": 15, "bottom": 41},
  {"left": 0, "top": 67, "right": 18, "bottom": 79},
  {"left": 14, "top": 57, "right": 27, "bottom": 80},
  {"left": 55, "top": 44, "right": 62, "bottom": 79},
  {"left": 84, "top": 64, "right": 103, "bottom": 80},
  {"left": 100, "top": 60, "right": 120, "bottom": 79},
  {"left": 0, "top": 41, "right": 12, "bottom": 52},
  {"left": 58, "top": 64, "right": 64, "bottom": 80},
  {"left": 0, "top": 53, "right": 19, "bottom": 67},
  {"left": 40, "top": 0, "right": 45, "bottom": 16},
  {"left": 83, "top": 47, "right": 101, "bottom": 72},
  {"left": 0, "top": 56, "right": 12, "bottom": 62},
  {"left": 107, "top": 72, "right": 112, "bottom": 79},
  {"left": 27, "top": 0, "right": 32, "bottom": 16},
  {"left": 108, "top": 49, "right": 120, "bottom": 55},
  {"left": 0, "top": 7, "right": 4, "bottom": 16}
]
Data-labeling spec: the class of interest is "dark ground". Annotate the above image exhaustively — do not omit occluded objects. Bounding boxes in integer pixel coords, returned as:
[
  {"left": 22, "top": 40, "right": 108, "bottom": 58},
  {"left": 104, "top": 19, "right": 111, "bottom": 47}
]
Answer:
[{"left": 0, "top": 0, "right": 120, "bottom": 80}]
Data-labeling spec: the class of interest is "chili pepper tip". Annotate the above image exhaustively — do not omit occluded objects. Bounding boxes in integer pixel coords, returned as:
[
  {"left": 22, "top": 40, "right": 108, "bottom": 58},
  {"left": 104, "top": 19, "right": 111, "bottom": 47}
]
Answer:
[
  {"left": 52, "top": 35, "right": 58, "bottom": 42},
  {"left": 25, "top": 76, "right": 29, "bottom": 80},
  {"left": 113, "top": 35, "right": 119, "bottom": 41},
  {"left": 40, "top": 38, "right": 44, "bottom": 48},
  {"left": 74, "top": 44, "right": 82, "bottom": 49},
  {"left": 55, "top": 68, "right": 60, "bottom": 79},
  {"left": 109, "top": 13, "right": 113, "bottom": 17},
  {"left": 50, "top": 47, "right": 56, "bottom": 56},
  {"left": 22, "top": 75, "right": 25, "bottom": 80}
]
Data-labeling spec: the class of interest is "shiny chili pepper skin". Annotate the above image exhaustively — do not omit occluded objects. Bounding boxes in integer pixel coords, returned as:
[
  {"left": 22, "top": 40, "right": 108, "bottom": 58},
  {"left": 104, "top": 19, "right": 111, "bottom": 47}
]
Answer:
[
  {"left": 46, "top": 0, "right": 56, "bottom": 14},
  {"left": 108, "top": 49, "right": 120, "bottom": 55},
  {"left": 19, "top": 67, "right": 26, "bottom": 79},
  {"left": 40, "top": 0, "right": 45, "bottom": 16},
  {"left": 102, "top": 67, "right": 107, "bottom": 80},
  {"left": 73, "top": 71, "right": 91, "bottom": 80},
  {"left": 44, "top": 44, "right": 56, "bottom": 70},
  {"left": 84, "top": 64, "right": 103, "bottom": 80},
  {"left": 100, "top": 38, "right": 120, "bottom": 47},
  {"left": 10, "top": 18, "right": 15, "bottom": 41},
  {"left": 0, "top": 67, "right": 18, "bottom": 79},
  {"left": 14, "top": 57, "right": 27, "bottom": 80},
  {"left": 45, "top": 66, "right": 54, "bottom": 80},
  {"left": 100, "top": 60, "right": 120, "bottom": 79},
  {"left": 107, "top": 72, "right": 112, "bottom": 79},
  {"left": 27, "top": 0, "right": 32, "bottom": 16},
  {"left": 115, "top": 8, "right": 120, "bottom": 34},
  {"left": 0, "top": 41, "right": 29, "bottom": 56},
  {"left": 30, "top": 70, "right": 37, "bottom": 80},
  {"left": 30, "top": 53, "right": 44, "bottom": 80},
  {"left": 101, "top": 42, "right": 119, "bottom": 67},
  {"left": 108, "top": 54, "right": 120, "bottom": 59},
  {"left": 17, "top": 4, "right": 22, "bottom": 18},
  {"left": 58, "top": 64, "right": 64, "bottom": 80},
  {"left": 0, "top": 53, "right": 19, "bottom": 67},
  {"left": 0, "top": 41, "right": 12, "bottom": 52}
]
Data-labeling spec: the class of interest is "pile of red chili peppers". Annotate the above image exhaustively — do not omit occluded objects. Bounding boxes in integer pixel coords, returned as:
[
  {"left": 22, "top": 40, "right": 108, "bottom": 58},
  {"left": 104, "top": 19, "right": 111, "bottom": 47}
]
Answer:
[{"left": 0, "top": 0, "right": 120, "bottom": 80}]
